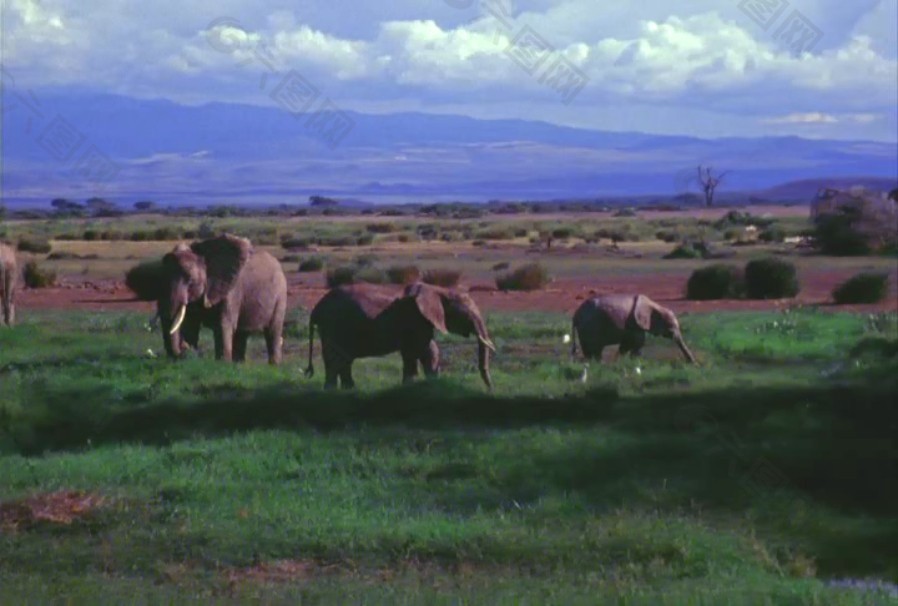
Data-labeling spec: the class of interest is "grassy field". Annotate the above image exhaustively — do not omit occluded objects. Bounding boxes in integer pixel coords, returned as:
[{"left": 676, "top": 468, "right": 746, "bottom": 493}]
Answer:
[{"left": 1, "top": 308, "right": 896, "bottom": 603}]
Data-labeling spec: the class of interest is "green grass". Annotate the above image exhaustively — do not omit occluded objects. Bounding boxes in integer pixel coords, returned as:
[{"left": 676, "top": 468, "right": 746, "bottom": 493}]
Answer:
[{"left": 1, "top": 310, "right": 897, "bottom": 603}]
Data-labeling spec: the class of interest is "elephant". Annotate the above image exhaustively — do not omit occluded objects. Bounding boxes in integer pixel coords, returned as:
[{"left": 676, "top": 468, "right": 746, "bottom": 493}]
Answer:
[
  {"left": 305, "top": 282, "right": 496, "bottom": 389},
  {"left": 128, "top": 234, "right": 288, "bottom": 364},
  {"left": 571, "top": 294, "right": 697, "bottom": 363},
  {"left": 0, "top": 242, "right": 17, "bottom": 326}
]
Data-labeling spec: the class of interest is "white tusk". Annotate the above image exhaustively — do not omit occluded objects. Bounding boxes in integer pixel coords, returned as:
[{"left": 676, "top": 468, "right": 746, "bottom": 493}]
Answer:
[
  {"left": 169, "top": 305, "right": 187, "bottom": 335},
  {"left": 479, "top": 336, "right": 497, "bottom": 352}
]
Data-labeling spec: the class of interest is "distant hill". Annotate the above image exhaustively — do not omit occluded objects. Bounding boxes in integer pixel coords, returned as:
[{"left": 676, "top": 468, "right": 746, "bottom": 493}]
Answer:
[{"left": 2, "top": 91, "right": 896, "bottom": 207}]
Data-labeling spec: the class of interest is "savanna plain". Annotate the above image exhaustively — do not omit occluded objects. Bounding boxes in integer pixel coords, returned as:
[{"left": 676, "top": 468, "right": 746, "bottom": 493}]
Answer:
[{"left": 1, "top": 206, "right": 897, "bottom": 604}]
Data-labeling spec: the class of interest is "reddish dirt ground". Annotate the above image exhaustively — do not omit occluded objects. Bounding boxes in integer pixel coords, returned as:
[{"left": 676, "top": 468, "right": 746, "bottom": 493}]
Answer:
[
  {"left": 0, "top": 491, "right": 107, "bottom": 532},
  {"left": 17, "top": 265, "right": 898, "bottom": 317}
]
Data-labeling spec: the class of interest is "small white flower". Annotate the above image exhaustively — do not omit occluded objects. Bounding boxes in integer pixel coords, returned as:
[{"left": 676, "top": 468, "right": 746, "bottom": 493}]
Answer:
[
  {"left": 562, "top": 334, "right": 571, "bottom": 344},
  {"left": 146, "top": 348, "right": 157, "bottom": 359},
  {"left": 634, "top": 366, "right": 642, "bottom": 375}
]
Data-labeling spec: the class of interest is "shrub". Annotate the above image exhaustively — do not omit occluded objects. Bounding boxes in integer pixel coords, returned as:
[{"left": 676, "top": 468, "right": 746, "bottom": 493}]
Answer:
[
  {"left": 325, "top": 266, "right": 358, "bottom": 288},
  {"left": 386, "top": 264, "right": 421, "bottom": 285},
  {"left": 282, "top": 237, "right": 311, "bottom": 250},
  {"left": 664, "top": 243, "right": 702, "bottom": 259},
  {"left": 758, "top": 226, "right": 786, "bottom": 243},
  {"left": 496, "top": 263, "right": 550, "bottom": 291},
  {"left": 298, "top": 257, "right": 325, "bottom": 272},
  {"left": 813, "top": 210, "right": 871, "bottom": 256},
  {"left": 47, "top": 252, "right": 98, "bottom": 260},
  {"left": 318, "top": 235, "right": 355, "bottom": 247},
  {"left": 686, "top": 264, "right": 744, "bottom": 300},
  {"left": 832, "top": 272, "right": 889, "bottom": 304},
  {"left": 744, "top": 257, "right": 800, "bottom": 299},
  {"left": 17, "top": 237, "right": 52, "bottom": 254},
  {"left": 82, "top": 229, "right": 99, "bottom": 241},
  {"left": 656, "top": 230, "right": 679, "bottom": 243},
  {"left": 23, "top": 261, "right": 57, "bottom": 288},
  {"left": 551, "top": 227, "right": 575, "bottom": 239},
  {"left": 366, "top": 223, "right": 396, "bottom": 234},
  {"left": 422, "top": 268, "right": 462, "bottom": 288},
  {"left": 355, "top": 266, "right": 387, "bottom": 284},
  {"left": 125, "top": 258, "right": 165, "bottom": 300},
  {"left": 281, "top": 254, "right": 300, "bottom": 263},
  {"left": 475, "top": 227, "right": 515, "bottom": 241},
  {"left": 356, "top": 234, "right": 375, "bottom": 246},
  {"left": 354, "top": 253, "right": 378, "bottom": 267},
  {"left": 492, "top": 262, "right": 510, "bottom": 271}
]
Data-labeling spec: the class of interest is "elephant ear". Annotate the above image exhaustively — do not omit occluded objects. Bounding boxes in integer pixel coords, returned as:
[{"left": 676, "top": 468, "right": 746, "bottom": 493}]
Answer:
[
  {"left": 191, "top": 234, "right": 253, "bottom": 307},
  {"left": 631, "top": 295, "right": 654, "bottom": 332},
  {"left": 405, "top": 282, "right": 448, "bottom": 334}
]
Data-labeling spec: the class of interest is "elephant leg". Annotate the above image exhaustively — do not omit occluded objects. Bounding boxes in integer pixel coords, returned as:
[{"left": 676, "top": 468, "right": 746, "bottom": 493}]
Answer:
[
  {"left": 619, "top": 332, "right": 645, "bottom": 358},
  {"left": 420, "top": 340, "right": 440, "bottom": 378},
  {"left": 339, "top": 364, "right": 355, "bottom": 390},
  {"left": 233, "top": 331, "right": 249, "bottom": 362},
  {"left": 401, "top": 349, "right": 419, "bottom": 384},
  {"left": 264, "top": 326, "right": 283, "bottom": 366},
  {"left": 321, "top": 342, "right": 340, "bottom": 389},
  {"left": 219, "top": 325, "right": 235, "bottom": 361}
]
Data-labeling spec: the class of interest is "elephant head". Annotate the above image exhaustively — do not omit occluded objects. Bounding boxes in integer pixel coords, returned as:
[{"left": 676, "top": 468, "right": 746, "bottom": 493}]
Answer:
[
  {"left": 158, "top": 234, "right": 252, "bottom": 356},
  {"left": 402, "top": 282, "right": 496, "bottom": 388},
  {"left": 630, "top": 295, "right": 697, "bottom": 363}
]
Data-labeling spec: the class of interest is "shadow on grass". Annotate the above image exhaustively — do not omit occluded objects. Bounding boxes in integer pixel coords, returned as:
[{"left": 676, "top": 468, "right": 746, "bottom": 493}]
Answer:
[{"left": 3, "top": 361, "right": 896, "bottom": 581}]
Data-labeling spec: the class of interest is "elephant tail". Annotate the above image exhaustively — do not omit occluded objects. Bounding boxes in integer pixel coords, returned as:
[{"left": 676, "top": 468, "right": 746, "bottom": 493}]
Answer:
[{"left": 304, "top": 317, "right": 315, "bottom": 378}]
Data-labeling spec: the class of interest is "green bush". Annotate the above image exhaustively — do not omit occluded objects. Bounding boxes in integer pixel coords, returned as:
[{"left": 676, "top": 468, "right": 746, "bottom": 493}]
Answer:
[
  {"left": 744, "top": 257, "right": 800, "bottom": 299},
  {"left": 23, "top": 261, "right": 57, "bottom": 288},
  {"left": 832, "top": 272, "right": 889, "bottom": 304},
  {"left": 356, "top": 234, "right": 375, "bottom": 246},
  {"left": 298, "top": 257, "right": 325, "bottom": 272},
  {"left": 281, "top": 237, "right": 311, "bottom": 250},
  {"left": 17, "top": 237, "right": 52, "bottom": 254},
  {"left": 475, "top": 227, "right": 515, "bottom": 241},
  {"left": 422, "top": 269, "right": 462, "bottom": 288},
  {"left": 355, "top": 266, "right": 387, "bottom": 284},
  {"left": 664, "top": 243, "right": 703, "bottom": 259},
  {"left": 354, "top": 253, "right": 378, "bottom": 267},
  {"left": 686, "top": 264, "right": 744, "bottom": 300},
  {"left": 813, "top": 209, "right": 871, "bottom": 256},
  {"left": 325, "top": 266, "right": 358, "bottom": 288},
  {"left": 664, "top": 240, "right": 728, "bottom": 260},
  {"left": 758, "top": 226, "right": 786, "bottom": 243},
  {"left": 496, "top": 263, "right": 550, "bottom": 291},
  {"left": 366, "top": 223, "right": 396, "bottom": 234},
  {"left": 386, "top": 264, "right": 421, "bottom": 285}
]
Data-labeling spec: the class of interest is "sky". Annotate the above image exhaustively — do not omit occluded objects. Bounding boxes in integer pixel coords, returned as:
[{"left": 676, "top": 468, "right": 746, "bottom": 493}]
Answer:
[{"left": 2, "top": 0, "right": 897, "bottom": 141}]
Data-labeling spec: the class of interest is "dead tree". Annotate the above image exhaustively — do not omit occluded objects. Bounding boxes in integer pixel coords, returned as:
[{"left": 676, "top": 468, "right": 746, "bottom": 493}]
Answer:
[{"left": 697, "top": 165, "right": 728, "bottom": 208}]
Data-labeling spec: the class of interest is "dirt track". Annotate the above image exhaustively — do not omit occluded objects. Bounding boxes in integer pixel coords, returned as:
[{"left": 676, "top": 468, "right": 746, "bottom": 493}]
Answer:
[{"left": 17, "top": 264, "right": 898, "bottom": 317}]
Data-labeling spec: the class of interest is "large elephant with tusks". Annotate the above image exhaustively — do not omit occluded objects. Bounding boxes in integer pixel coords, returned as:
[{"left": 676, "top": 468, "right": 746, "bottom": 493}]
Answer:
[
  {"left": 127, "top": 234, "right": 287, "bottom": 363},
  {"left": 306, "top": 282, "right": 496, "bottom": 389}
]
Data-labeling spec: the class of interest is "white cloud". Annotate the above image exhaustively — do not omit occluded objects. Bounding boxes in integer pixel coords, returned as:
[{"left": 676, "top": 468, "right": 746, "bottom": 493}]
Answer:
[
  {"left": 761, "top": 112, "right": 882, "bottom": 125},
  {"left": 0, "top": 1, "right": 895, "bottom": 140},
  {"left": 762, "top": 112, "right": 838, "bottom": 124}
]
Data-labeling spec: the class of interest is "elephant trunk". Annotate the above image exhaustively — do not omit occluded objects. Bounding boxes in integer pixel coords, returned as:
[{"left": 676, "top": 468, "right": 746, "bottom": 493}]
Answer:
[
  {"left": 477, "top": 340, "right": 492, "bottom": 391},
  {"left": 675, "top": 334, "right": 697, "bottom": 364},
  {"left": 470, "top": 313, "right": 495, "bottom": 390}
]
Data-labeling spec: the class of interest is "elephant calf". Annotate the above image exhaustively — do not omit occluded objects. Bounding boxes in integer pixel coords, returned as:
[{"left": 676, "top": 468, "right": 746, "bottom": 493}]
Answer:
[{"left": 571, "top": 294, "right": 697, "bottom": 363}]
